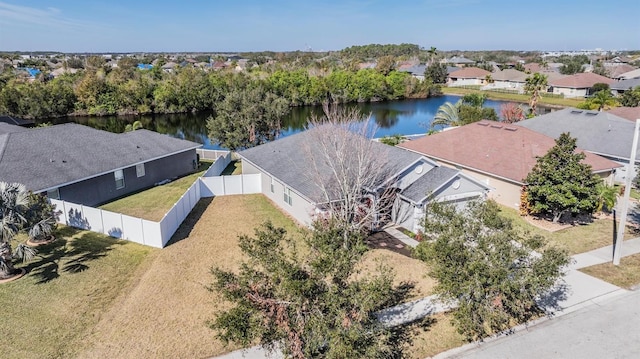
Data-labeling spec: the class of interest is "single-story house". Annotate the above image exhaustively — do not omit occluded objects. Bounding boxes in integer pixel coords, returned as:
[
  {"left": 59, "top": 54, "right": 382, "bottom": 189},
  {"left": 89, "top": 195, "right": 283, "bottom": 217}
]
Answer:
[
  {"left": 238, "top": 126, "right": 489, "bottom": 233},
  {"left": 483, "top": 69, "right": 528, "bottom": 91},
  {"left": 398, "top": 121, "right": 619, "bottom": 209},
  {"left": 0, "top": 123, "right": 201, "bottom": 206},
  {"left": 443, "top": 56, "right": 475, "bottom": 67},
  {"left": 610, "top": 78, "right": 640, "bottom": 96},
  {"left": 517, "top": 108, "right": 640, "bottom": 183},
  {"left": 549, "top": 72, "right": 614, "bottom": 98},
  {"left": 613, "top": 68, "right": 640, "bottom": 81},
  {"left": 399, "top": 64, "right": 427, "bottom": 81},
  {"left": 447, "top": 67, "right": 491, "bottom": 87}
]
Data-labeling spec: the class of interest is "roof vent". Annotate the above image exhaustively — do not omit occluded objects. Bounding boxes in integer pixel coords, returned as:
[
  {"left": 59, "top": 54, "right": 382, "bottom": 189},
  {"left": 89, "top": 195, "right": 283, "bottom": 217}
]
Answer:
[
  {"left": 571, "top": 110, "right": 583, "bottom": 114},
  {"left": 477, "top": 122, "right": 489, "bottom": 126},
  {"left": 490, "top": 124, "right": 503, "bottom": 129},
  {"left": 504, "top": 127, "right": 518, "bottom": 131},
  {"left": 586, "top": 112, "right": 598, "bottom": 116}
]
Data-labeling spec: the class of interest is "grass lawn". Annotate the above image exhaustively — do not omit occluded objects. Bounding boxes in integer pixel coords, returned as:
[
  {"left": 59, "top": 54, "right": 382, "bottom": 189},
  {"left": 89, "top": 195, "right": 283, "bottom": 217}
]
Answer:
[
  {"left": 497, "top": 205, "right": 635, "bottom": 255},
  {"left": 441, "top": 87, "right": 584, "bottom": 108},
  {"left": 99, "top": 161, "right": 212, "bottom": 221},
  {"left": 1, "top": 227, "right": 156, "bottom": 359},
  {"left": 580, "top": 253, "right": 640, "bottom": 289}
]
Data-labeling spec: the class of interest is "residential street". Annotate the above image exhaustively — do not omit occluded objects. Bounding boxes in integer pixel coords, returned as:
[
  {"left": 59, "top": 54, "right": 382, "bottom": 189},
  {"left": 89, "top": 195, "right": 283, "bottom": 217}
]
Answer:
[{"left": 438, "top": 290, "right": 640, "bottom": 359}]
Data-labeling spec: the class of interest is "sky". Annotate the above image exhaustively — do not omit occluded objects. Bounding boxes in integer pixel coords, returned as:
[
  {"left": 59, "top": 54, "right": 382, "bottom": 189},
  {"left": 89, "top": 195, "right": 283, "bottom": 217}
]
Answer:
[{"left": 0, "top": 0, "right": 639, "bottom": 53}]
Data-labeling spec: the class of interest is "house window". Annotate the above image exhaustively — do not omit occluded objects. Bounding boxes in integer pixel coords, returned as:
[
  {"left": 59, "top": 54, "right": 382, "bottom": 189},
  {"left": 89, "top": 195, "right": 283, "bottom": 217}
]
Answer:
[
  {"left": 270, "top": 177, "right": 275, "bottom": 193},
  {"left": 284, "top": 187, "right": 292, "bottom": 206},
  {"left": 47, "top": 188, "right": 60, "bottom": 200},
  {"left": 136, "top": 163, "right": 145, "bottom": 178},
  {"left": 114, "top": 169, "right": 125, "bottom": 189}
]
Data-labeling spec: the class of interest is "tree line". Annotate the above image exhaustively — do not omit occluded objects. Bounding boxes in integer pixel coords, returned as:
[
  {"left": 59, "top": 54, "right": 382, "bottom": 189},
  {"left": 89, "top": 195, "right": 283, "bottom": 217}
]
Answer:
[{"left": 0, "top": 58, "right": 438, "bottom": 120}]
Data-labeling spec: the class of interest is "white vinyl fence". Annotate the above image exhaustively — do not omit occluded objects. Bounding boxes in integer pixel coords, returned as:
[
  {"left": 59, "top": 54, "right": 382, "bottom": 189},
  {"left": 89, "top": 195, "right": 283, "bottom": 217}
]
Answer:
[{"left": 52, "top": 154, "right": 262, "bottom": 248}]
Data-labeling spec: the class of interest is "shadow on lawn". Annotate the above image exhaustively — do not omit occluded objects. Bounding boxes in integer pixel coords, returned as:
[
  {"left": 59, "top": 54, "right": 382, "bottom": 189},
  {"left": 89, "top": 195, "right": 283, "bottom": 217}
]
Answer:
[
  {"left": 25, "top": 229, "right": 125, "bottom": 284},
  {"left": 165, "top": 197, "right": 213, "bottom": 247}
]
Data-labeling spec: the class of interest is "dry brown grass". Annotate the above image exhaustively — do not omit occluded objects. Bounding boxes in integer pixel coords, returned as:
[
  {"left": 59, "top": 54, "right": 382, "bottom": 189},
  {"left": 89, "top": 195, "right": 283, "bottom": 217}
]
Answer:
[
  {"left": 580, "top": 253, "right": 640, "bottom": 289},
  {"left": 358, "top": 249, "right": 435, "bottom": 300},
  {"left": 76, "top": 194, "right": 302, "bottom": 359},
  {"left": 405, "top": 313, "right": 466, "bottom": 358}
]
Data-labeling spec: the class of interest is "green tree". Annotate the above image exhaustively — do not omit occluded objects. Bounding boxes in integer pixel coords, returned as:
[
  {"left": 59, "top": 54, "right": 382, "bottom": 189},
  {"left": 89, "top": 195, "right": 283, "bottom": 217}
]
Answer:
[
  {"left": 619, "top": 86, "right": 640, "bottom": 107},
  {"left": 379, "top": 134, "right": 406, "bottom": 146},
  {"left": 461, "top": 93, "right": 486, "bottom": 107},
  {"left": 589, "top": 90, "right": 617, "bottom": 111},
  {"left": 458, "top": 105, "right": 498, "bottom": 124},
  {"left": 375, "top": 55, "right": 396, "bottom": 76},
  {"left": 424, "top": 63, "right": 448, "bottom": 84},
  {"left": 207, "top": 86, "right": 290, "bottom": 150},
  {"left": 210, "top": 220, "right": 415, "bottom": 359},
  {"left": 0, "top": 182, "right": 38, "bottom": 280},
  {"left": 524, "top": 73, "right": 548, "bottom": 116},
  {"left": 524, "top": 133, "right": 601, "bottom": 223},
  {"left": 414, "top": 200, "right": 570, "bottom": 341},
  {"left": 595, "top": 183, "right": 617, "bottom": 213},
  {"left": 427, "top": 46, "right": 438, "bottom": 65}
]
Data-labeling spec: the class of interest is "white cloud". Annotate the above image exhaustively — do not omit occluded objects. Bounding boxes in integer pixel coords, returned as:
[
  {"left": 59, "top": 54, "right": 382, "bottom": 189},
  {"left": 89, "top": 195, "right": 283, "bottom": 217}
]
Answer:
[{"left": 0, "top": 2, "right": 81, "bottom": 27}]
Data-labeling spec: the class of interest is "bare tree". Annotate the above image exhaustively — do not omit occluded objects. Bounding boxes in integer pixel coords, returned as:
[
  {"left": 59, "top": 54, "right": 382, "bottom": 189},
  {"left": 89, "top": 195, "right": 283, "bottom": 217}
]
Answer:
[{"left": 302, "top": 104, "right": 399, "bottom": 246}]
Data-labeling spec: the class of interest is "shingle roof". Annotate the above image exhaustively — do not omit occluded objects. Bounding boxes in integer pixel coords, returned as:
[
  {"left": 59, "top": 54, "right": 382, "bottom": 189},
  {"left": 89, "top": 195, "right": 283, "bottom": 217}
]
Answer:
[
  {"left": 238, "top": 126, "right": 425, "bottom": 203},
  {"left": 398, "top": 121, "right": 619, "bottom": 184},
  {"left": 615, "top": 68, "right": 640, "bottom": 80},
  {"left": 610, "top": 78, "right": 640, "bottom": 91},
  {"left": 0, "top": 124, "right": 201, "bottom": 192},
  {"left": 491, "top": 69, "right": 528, "bottom": 82},
  {"left": 606, "top": 107, "right": 640, "bottom": 122},
  {"left": 448, "top": 67, "right": 491, "bottom": 79},
  {"left": 550, "top": 72, "right": 614, "bottom": 88},
  {"left": 447, "top": 56, "right": 474, "bottom": 64},
  {"left": 517, "top": 108, "right": 639, "bottom": 161},
  {"left": 400, "top": 166, "right": 458, "bottom": 203}
]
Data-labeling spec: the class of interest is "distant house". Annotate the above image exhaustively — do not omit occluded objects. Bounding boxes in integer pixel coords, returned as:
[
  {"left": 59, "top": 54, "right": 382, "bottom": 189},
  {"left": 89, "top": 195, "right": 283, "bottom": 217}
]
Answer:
[
  {"left": 238, "top": 127, "right": 489, "bottom": 233},
  {"left": 398, "top": 121, "right": 619, "bottom": 209},
  {"left": 484, "top": 69, "right": 528, "bottom": 91},
  {"left": 447, "top": 67, "right": 491, "bottom": 87},
  {"left": 549, "top": 72, "right": 614, "bottom": 98},
  {"left": 443, "top": 56, "right": 475, "bottom": 67},
  {"left": 613, "top": 68, "right": 640, "bottom": 81},
  {"left": 398, "top": 64, "right": 426, "bottom": 81},
  {"left": 517, "top": 108, "right": 636, "bottom": 183},
  {"left": 161, "top": 62, "right": 178, "bottom": 73},
  {"left": 0, "top": 123, "right": 201, "bottom": 206},
  {"left": 610, "top": 78, "right": 640, "bottom": 96}
]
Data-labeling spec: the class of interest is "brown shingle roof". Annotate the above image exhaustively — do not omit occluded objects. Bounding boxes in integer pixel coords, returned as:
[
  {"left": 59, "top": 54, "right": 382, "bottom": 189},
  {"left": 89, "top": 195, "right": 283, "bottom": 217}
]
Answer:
[
  {"left": 448, "top": 67, "right": 491, "bottom": 79},
  {"left": 397, "top": 121, "right": 620, "bottom": 184},
  {"left": 607, "top": 107, "right": 640, "bottom": 121},
  {"left": 550, "top": 72, "right": 614, "bottom": 88},
  {"left": 491, "top": 69, "right": 528, "bottom": 82}
]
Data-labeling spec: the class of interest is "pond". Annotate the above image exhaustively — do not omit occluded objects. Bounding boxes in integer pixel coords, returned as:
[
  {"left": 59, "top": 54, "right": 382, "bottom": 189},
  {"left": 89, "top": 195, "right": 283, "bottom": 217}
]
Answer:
[{"left": 44, "top": 95, "right": 550, "bottom": 149}]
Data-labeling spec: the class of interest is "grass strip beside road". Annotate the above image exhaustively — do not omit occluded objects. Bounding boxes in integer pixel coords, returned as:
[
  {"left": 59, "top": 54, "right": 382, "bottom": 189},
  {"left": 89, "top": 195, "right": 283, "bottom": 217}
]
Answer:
[
  {"left": 441, "top": 87, "right": 584, "bottom": 108},
  {"left": 580, "top": 253, "right": 640, "bottom": 289}
]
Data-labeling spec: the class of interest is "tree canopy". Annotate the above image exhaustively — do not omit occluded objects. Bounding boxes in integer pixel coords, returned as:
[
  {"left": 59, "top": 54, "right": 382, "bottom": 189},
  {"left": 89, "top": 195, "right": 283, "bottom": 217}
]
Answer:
[
  {"left": 414, "top": 200, "right": 570, "bottom": 340},
  {"left": 206, "top": 85, "right": 290, "bottom": 150},
  {"left": 523, "top": 133, "right": 601, "bottom": 222}
]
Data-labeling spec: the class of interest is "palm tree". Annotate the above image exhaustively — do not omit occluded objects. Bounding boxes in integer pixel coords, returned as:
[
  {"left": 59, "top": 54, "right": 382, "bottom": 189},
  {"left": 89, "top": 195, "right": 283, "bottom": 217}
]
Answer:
[
  {"left": 431, "top": 101, "right": 462, "bottom": 129},
  {"left": 596, "top": 184, "right": 617, "bottom": 213},
  {"left": 590, "top": 90, "right": 617, "bottom": 111},
  {"left": 428, "top": 46, "right": 438, "bottom": 66},
  {"left": 0, "top": 182, "right": 37, "bottom": 280},
  {"left": 524, "top": 73, "right": 548, "bottom": 116}
]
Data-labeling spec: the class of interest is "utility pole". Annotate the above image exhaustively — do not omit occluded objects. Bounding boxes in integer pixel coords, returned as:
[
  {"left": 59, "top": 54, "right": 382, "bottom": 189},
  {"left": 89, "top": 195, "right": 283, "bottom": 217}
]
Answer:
[{"left": 614, "top": 119, "right": 640, "bottom": 265}]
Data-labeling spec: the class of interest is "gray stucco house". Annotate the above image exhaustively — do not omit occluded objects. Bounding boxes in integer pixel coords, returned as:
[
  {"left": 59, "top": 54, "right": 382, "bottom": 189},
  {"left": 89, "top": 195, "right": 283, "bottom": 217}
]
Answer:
[
  {"left": 238, "top": 127, "right": 489, "bottom": 233},
  {"left": 517, "top": 108, "right": 639, "bottom": 183},
  {"left": 0, "top": 123, "right": 201, "bottom": 206}
]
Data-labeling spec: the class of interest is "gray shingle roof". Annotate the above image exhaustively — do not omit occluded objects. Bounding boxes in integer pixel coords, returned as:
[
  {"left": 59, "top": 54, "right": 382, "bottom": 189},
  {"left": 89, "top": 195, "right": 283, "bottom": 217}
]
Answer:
[
  {"left": 400, "top": 166, "right": 458, "bottom": 203},
  {"left": 611, "top": 78, "right": 640, "bottom": 91},
  {"left": 516, "top": 108, "right": 639, "bottom": 161},
  {"left": 0, "top": 123, "right": 201, "bottom": 191},
  {"left": 238, "top": 126, "right": 425, "bottom": 203}
]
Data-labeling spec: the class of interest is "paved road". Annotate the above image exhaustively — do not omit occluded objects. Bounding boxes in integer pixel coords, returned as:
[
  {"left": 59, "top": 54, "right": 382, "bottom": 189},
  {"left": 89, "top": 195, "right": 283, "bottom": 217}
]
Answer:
[{"left": 437, "top": 290, "right": 640, "bottom": 359}]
